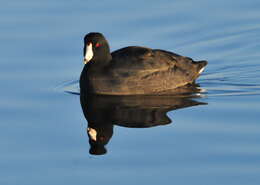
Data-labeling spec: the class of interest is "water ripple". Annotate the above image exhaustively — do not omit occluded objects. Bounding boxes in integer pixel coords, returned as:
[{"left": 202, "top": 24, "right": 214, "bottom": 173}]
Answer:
[
  {"left": 58, "top": 74, "right": 260, "bottom": 98},
  {"left": 58, "top": 7, "right": 260, "bottom": 98}
]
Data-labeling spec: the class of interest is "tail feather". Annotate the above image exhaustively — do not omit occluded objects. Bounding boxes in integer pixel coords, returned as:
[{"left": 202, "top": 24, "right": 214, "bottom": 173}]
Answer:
[{"left": 196, "top": 60, "right": 208, "bottom": 74}]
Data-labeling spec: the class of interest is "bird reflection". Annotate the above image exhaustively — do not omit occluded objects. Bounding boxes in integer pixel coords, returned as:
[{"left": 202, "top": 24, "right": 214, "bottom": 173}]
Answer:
[{"left": 80, "top": 86, "right": 206, "bottom": 155}]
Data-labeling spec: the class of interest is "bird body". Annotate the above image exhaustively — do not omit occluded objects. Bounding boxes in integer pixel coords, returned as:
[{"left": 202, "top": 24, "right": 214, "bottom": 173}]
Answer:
[{"left": 80, "top": 32, "right": 207, "bottom": 95}]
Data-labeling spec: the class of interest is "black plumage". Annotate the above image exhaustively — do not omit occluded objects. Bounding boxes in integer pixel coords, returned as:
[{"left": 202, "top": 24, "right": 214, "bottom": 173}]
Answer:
[{"left": 80, "top": 32, "right": 207, "bottom": 95}]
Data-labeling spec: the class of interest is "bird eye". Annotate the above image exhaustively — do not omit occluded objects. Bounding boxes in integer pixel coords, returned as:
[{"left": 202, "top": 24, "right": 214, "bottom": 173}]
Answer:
[{"left": 95, "top": 43, "right": 101, "bottom": 48}]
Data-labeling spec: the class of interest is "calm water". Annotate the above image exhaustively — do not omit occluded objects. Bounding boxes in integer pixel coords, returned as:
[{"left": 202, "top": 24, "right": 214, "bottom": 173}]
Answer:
[{"left": 1, "top": 0, "right": 260, "bottom": 184}]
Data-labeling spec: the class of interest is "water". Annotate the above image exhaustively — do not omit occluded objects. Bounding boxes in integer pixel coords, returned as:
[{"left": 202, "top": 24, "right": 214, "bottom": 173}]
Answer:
[{"left": 1, "top": 0, "right": 260, "bottom": 184}]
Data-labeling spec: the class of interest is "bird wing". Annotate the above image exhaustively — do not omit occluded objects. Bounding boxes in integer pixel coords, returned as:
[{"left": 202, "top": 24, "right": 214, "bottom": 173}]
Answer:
[{"left": 110, "top": 46, "right": 180, "bottom": 78}]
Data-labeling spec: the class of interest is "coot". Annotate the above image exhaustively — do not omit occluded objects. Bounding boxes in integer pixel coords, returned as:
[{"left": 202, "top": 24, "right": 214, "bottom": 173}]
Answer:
[{"left": 80, "top": 32, "right": 207, "bottom": 95}]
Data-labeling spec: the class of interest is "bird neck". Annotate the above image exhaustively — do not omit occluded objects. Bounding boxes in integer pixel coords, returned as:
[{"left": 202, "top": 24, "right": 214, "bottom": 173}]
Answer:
[
  {"left": 91, "top": 44, "right": 112, "bottom": 68},
  {"left": 92, "top": 53, "right": 112, "bottom": 67}
]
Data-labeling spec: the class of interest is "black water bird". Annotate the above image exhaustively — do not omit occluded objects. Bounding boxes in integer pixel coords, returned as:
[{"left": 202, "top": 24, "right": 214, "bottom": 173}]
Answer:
[{"left": 80, "top": 32, "right": 207, "bottom": 95}]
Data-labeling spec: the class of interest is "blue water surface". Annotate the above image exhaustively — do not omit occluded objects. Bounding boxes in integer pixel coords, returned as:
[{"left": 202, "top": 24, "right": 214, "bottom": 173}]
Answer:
[{"left": 0, "top": 0, "right": 260, "bottom": 185}]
